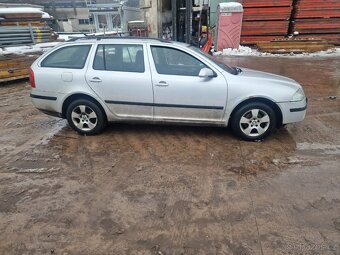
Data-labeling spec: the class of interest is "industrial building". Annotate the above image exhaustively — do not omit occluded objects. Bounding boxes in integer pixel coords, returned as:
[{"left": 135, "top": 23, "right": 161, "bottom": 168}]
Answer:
[{"left": 0, "top": 0, "right": 141, "bottom": 33}]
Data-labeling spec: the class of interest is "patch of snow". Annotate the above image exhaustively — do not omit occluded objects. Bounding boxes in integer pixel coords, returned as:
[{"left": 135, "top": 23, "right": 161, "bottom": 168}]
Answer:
[
  {"left": 58, "top": 33, "right": 86, "bottom": 41},
  {"left": 0, "top": 42, "right": 61, "bottom": 55},
  {"left": 304, "top": 47, "right": 340, "bottom": 57},
  {"left": 35, "top": 42, "right": 61, "bottom": 48},
  {"left": 215, "top": 46, "right": 255, "bottom": 56},
  {"left": 215, "top": 46, "right": 340, "bottom": 58}
]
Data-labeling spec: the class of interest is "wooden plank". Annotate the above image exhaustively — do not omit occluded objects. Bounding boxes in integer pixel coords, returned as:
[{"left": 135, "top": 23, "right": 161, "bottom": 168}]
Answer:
[
  {"left": 294, "top": 18, "right": 340, "bottom": 34},
  {"left": 239, "top": 0, "right": 292, "bottom": 8},
  {"left": 295, "top": 9, "right": 340, "bottom": 19},
  {"left": 243, "top": 7, "right": 292, "bottom": 21},
  {"left": 242, "top": 21, "right": 289, "bottom": 36},
  {"left": 241, "top": 35, "right": 285, "bottom": 42},
  {"left": 296, "top": 0, "right": 340, "bottom": 9},
  {"left": 0, "top": 13, "right": 42, "bottom": 19},
  {"left": 0, "top": 68, "right": 29, "bottom": 80},
  {"left": 295, "top": 35, "right": 340, "bottom": 45},
  {"left": 0, "top": 75, "right": 29, "bottom": 83},
  {"left": 0, "top": 21, "right": 45, "bottom": 27}
]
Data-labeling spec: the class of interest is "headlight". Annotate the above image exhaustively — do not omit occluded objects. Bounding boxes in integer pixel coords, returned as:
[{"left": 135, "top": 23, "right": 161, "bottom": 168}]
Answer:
[{"left": 291, "top": 88, "right": 305, "bottom": 102}]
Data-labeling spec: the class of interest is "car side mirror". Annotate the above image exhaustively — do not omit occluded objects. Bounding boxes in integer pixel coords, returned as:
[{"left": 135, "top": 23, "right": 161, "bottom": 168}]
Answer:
[{"left": 198, "top": 68, "right": 214, "bottom": 78}]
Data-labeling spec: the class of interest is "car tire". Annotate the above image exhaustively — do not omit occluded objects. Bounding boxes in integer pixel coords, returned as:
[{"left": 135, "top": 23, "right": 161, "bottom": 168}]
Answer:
[
  {"left": 231, "top": 102, "right": 276, "bottom": 141},
  {"left": 66, "top": 99, "right": 107, "bottom": 135}
]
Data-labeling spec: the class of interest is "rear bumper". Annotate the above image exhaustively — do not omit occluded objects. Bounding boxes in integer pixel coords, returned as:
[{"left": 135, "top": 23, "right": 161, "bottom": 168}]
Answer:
[
  {"left": 30, "top": 94, "right": 57, "bottom": 101},
  {"left": 278, "top": 98, "right": 307, "bottom": 124},
  {"left": 30, "top": 93, "right": 62, "bottom": 117},
  {"left": 39, "top": 109, "right": 63, "bottom": 118}
]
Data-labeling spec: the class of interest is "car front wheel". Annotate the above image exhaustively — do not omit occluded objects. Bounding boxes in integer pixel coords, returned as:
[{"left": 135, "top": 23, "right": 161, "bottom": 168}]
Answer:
[
  {"left": 231, "top": 102, "right": 276, "bottom": 141},
  {"left": 66, "top": 99, "right": 106, "bottom": 135}
]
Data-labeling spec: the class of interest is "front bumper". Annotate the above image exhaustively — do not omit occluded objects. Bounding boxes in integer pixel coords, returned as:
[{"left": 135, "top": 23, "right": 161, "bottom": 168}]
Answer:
[{"left": 278, "top": 98, "right": 308, "bottom": 124}]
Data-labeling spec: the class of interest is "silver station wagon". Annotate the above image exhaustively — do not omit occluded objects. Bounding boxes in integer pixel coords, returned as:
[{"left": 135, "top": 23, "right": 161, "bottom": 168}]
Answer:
[{"left": 30, "top": 37, "right": 307, "bottom": 141}]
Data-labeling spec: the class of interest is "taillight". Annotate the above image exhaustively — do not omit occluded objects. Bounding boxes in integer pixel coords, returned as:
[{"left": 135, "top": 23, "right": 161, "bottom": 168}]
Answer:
[{"left": 29, "top": 68, "right": 36, "bottom": 88}]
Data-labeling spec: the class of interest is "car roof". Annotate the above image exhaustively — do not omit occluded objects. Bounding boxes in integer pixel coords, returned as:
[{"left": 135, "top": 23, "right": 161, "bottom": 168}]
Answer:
[{"left": 64, "top": 36, "right": 190, "bottom": 47}]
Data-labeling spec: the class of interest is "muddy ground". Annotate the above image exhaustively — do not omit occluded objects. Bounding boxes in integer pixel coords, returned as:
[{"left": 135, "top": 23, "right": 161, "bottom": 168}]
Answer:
[{"left": 0, "top": 55, "right": 339, "bottom": 255}]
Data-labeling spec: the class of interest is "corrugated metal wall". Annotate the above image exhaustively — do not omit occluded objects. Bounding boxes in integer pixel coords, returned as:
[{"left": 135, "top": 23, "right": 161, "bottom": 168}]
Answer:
[
  {"left": 209, "top": 0, "right": 340, "bottom": 45},
  {"left": 0, "top": 26, "right": 51, "bottom": 47},
  {"left": 293, "top": 0, "right": 340, "bottom": 44}
]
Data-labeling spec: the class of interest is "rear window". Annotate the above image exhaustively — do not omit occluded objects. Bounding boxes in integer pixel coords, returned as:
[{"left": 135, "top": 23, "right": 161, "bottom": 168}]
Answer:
[{"left": 41, "top": 45, "right": 91, "bottom": 69}]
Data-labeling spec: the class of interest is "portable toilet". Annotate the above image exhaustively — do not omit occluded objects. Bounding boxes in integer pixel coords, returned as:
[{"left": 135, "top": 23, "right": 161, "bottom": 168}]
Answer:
[{"left": 215, "top": 2, "right": 243, "bottom": 51}]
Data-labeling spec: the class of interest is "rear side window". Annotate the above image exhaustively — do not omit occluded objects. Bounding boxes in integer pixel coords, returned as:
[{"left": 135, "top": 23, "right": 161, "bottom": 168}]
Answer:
[
  {"left": 41, "top": 45, "right": 91, "bottom": 69},
  {"left": 93, "top": 44, "right": 145, "bottom": 73}
]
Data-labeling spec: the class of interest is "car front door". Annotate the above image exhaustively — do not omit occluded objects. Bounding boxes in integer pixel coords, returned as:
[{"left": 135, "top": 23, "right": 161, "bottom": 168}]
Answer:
[
  {"left": 85, "top": 43, "right": 153, "bottom": 120},
  {"left": 147, "top": 45, "right": 227, "bottom": 123}
]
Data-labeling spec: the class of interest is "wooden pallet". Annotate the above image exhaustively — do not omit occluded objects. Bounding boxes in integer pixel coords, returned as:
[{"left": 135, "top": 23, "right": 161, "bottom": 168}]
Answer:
[
  {"left": 256, "top": 38, "right": 335, "bottom": 53},
  {"left": 0, "top": 54, "right": 38, "bottom": 83},
  {"left": 0, "top": 21, "right": 46, "bottom": 27}
]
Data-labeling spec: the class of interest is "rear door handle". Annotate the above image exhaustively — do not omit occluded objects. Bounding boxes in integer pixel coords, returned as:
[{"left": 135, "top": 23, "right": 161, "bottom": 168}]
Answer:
[
  {"left": 89, "top": 77, "right": 102, "bottom": 83},
  {"left": 155, "top": 81, "right": 168, "bottom": 87}
]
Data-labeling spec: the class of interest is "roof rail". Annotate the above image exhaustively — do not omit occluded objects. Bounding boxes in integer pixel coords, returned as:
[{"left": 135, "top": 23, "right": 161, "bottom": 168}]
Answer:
[{"left": 67, "top": 35, "right": 172, "bottom": 43}]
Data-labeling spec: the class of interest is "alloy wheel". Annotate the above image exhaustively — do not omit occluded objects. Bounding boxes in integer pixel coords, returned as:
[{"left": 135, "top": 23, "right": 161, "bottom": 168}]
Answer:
[
  {"left": 239, "top": 108, "right": 270, "bottom": 137},
  {"left": 71, "top": 105, "right": 98, "bottom": 132}
]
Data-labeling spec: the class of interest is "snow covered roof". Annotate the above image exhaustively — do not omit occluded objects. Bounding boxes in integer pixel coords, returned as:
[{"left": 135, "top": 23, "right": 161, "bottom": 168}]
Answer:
[
  {"left": 0, "top": 7, "right": 43, "bottom": 15},
  {"left": 41, "top": 12, "right": 51, "bottom": 19}
]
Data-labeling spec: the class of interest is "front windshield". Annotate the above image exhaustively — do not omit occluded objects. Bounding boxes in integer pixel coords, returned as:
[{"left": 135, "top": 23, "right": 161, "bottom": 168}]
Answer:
[{"left": 188, "top": 46, "right": 238, "bottom": 75}]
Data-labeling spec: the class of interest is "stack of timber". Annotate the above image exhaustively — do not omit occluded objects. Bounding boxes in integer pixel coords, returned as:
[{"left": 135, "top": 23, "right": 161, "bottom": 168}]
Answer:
[
  {"left": 239, "top": 0, "right": 293, "bottom": 43},
  {"left": 0, "top": 7, "right": 52, "bottom": 47},
  {"left": 256, "top": 38, "right": 334, "bottom": 54},
  {"left": 0, "top": 54, "right": 38, "bottom": 83},
  {"left": 292, "top": 0, "right": 340, "bottom": 45}
]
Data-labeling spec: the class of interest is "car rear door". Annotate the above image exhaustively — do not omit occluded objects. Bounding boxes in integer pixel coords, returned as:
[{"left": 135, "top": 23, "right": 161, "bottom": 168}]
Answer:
[
  {"left": 147, "top": 44, "right": 227, "bottom": 123},
  {"left": 85, "top": 43, "right": 153, "bottom": 120}
]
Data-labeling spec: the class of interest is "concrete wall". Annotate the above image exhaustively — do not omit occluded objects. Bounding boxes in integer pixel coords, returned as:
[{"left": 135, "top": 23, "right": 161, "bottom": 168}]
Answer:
[
  {"left": 50, "top": 8, "right": 92, "bottom": 32},
  {"left": 141, "top": 0, "right": 160, "bottom": 38}
]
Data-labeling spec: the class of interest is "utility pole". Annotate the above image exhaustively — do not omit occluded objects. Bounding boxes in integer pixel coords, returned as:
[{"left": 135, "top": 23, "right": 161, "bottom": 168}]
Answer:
[
  {"left": 171, "top": 0, "right": 177, "bottom": 41},
  {"left": 185, "top": 0, "right": 192, "bottom": 44}
]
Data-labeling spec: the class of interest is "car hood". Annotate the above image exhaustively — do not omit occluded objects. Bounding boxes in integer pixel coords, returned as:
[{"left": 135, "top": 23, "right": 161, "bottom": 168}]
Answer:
[{"left": 238, "top": 68, "right": 301, "bottom": 90}]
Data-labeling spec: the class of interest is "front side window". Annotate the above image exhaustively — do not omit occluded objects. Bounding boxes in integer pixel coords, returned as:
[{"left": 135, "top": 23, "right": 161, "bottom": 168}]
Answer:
[
  {"left": 41, "top": 45, "right": 91, "bottom": 69},
  {"left": 188, "top": 46, "right": 237, "bottom": 75},
  {"left": 93, "top": 44, "right": 145, "bottom": 73},
  {"left": 151, "top": 46, "right": 207, "bottom": 76}
]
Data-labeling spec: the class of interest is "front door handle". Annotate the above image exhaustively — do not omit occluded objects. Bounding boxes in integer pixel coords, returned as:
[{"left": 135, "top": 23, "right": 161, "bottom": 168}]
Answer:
[
  {"left": 155, "top": 81, "right": 168, "bottom": 87},
  {"left": 89, "top": 77, "right": 102, "bottom": 83}
]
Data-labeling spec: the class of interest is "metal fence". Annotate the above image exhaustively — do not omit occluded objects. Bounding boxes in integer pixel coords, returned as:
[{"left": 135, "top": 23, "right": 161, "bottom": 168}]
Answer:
[{"left": 0, "top": 26, "right": 51, "bottom": 47}]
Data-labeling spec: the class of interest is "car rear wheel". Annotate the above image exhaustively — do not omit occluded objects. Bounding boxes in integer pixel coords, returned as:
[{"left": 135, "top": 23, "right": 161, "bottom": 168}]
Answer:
[
  {"left": 66, "top": 99, "right": 106, "bottom": 135},
  {"left": 231, "top": 102, "right": 276, "bottom": 141}
]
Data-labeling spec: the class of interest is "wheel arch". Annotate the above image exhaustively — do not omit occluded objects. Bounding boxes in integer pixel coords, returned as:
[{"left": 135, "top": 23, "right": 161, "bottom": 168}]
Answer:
[
  {"left": 62, "top": 93, "right": 107, "bottom": 122},
  {"left": 229, "top": 97, "right": 283, "bottom": 128}
]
